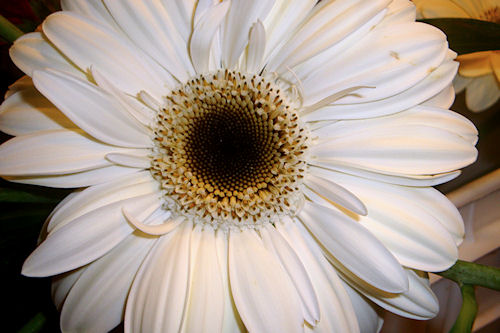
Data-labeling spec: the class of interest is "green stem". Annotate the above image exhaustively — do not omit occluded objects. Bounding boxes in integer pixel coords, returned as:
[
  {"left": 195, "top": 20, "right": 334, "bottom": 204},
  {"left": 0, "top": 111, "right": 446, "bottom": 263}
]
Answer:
[
  {"left": 449, "top": 284, "right": 477, "bottom": 333},
  {"left": 437, "top": 260, "right": 500, "bottom": 290},
  {"left": 18, "top": 312, "right": 46, "bottom": 333},
  {"left": 0, "top": 14, "right": 24, "bottom": 43}
]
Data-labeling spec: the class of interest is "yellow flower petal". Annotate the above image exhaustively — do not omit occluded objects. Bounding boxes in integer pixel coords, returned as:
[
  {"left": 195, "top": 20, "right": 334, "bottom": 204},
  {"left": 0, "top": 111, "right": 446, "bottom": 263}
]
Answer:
[{"left": 457, "top": 51, "right": 494, "bottom": 77}]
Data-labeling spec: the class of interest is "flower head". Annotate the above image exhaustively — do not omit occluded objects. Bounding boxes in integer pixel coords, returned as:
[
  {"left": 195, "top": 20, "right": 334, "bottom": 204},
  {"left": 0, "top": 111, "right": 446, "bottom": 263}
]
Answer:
[
  {"left": 0, "top": 0, "right": 477, "bottom": 332},
  {"left": 414, "top": 0, "right": 500, "bottom": 111}
]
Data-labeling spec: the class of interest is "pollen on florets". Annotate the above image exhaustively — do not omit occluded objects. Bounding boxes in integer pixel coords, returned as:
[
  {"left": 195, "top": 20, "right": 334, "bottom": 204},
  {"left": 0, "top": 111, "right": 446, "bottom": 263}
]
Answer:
[{"left": 150, "top": 70, "right": 308, "bottom": 228}]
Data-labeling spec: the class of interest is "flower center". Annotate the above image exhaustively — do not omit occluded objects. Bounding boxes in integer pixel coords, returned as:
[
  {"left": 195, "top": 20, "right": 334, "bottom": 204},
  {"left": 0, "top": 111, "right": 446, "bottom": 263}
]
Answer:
[{"left": 151, "top": 70, "right": 308, "bottom": 228}]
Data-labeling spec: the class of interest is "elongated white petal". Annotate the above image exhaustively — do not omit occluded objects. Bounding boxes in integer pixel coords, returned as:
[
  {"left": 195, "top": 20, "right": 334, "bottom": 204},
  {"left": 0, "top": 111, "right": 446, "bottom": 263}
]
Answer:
[
  {"left": 342, "top": 282, "right": 383, "bottom": 333},
  {"left": 229, "top": 228, "right": 304, "bottom": 333},
  {"left": 48, "top": 171, "right": 158, "bottom": 233},
  {"left": 277, "top": 219, "right": 359, "bottom": 332},
  {"left": 52, "top": 267, "right": 86, "bottom": 310},
  {"left": 311, "top": 124, "right": 477, "bottom": 176},
  {"left": 304, "top": 174, "right": 367, "bottom": 215},
  {"left": 33, "top": 69, "right": 152, "bottom": 148},
  {"left": 245, "top": 20, "right": 266, "bottom": 73},
  {"left": 308, "top": 168, "right": 460, "bottom": 271},
  {"left": 313, "top": 105, "right": 478, "bottom": 145},
  {"left": 351, "top": 269, "right": 439, "bottom": 320},
  {"left": 267, "top": 0, "right": 390, "bottom": 73},
  {"left": 422, "top": 84, "right": 455, "bottom": 109},
  {"left": 298, "top": 201, "right": 408, "bottom": 293},
  {"left": 123, "top": 209, "right": 180, "bottom": 236},
  {"left": 4, "top": 75, "right": 33, "bottom": 98},
  {"left": 4, "top": 165, "right": 141, "bottom": 188},
  {"left": 103, "top": 0, "right": 194, "bottom": 82},
  {"left": 0, "top": 129, "right": 132, "bottom": 176},
  {"left": 301, "top": 22, "right": 447, "bottom": 106},
  {"left": 0, "top": 86, "right": 76, "bottom": 136},
  {"left": 125, "top": 221, "right": 192, "bottom": 333},
  {"left": 190, "top": 1, "right": 230, "bottom": 73},
  {"left": 22, "top": 193, "right": 160, "bottom": 277},
  {"left": 261, "top": 224, "right": 320, "bottom": 325},
  {"left": 60, "top": 234, "right": 158, "bottom": 333},
  {"left": 42, "top": 11, "right": 173, "bottom": 98},
  {"left": 221, "top": 0, "right": 274, "bottom": 69},
  {"left": 215, "top": 229, "right": 246, "bottom": 333},
  {"left": 91, "top": 68, "right": 155, "bottom": 128},
  {"left": 60, "top": 0, "right": 119, "bottom": 29},
  {"left": 309, "top": 161, "right": 461, "bottom": 187},
  {"left": 10, "top": 32, "right": 84, "bottom": 78},
  {"left": 262, "top": 0, "right": 316, "bottom": 62},
  {"left": 106, "top": 152, "right": 151, "bottom": 169},
  {"left": 303, "top": 60, "right": 458, "bottom": 120},
  {"left": 182, "top": 226, "right": 225, "bottom": 333}
]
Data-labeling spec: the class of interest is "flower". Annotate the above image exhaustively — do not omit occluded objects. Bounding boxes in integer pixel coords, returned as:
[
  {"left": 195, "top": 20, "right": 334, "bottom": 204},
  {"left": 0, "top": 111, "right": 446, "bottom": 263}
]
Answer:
[
  {"left": 0, "top": 0, "right": 477, "bottom": 332},
  {"left": 413, "top": 0, "right": 500, "bottom": 112}
]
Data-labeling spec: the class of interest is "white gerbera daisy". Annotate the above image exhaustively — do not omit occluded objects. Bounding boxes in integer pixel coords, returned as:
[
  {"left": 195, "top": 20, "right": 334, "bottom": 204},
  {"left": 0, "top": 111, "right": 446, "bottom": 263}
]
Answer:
[{"left": 0, "top": 0, "right": 477, "bottom": 332}]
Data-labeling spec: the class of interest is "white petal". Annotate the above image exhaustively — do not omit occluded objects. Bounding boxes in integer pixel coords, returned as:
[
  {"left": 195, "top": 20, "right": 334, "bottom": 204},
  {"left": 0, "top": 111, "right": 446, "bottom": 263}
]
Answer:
[
  {"left": 245, "top": 20, "right": 266, "bottom": 73},
  {"left": 351, "top": 269, "right": 439, "bottom": 320},
  {"left": 221, "top": 0, "right": 274, "bottom": 69},
  {"left": 313, "top": 105, "right": 478, "bottom": 146},
  {"left": 311, "top": 124, "right": 477, "bottom": 176},
  {"left": 304, "top": 174, "right": 367, "bottom": 215},
  {"left": 125, "top": 221, "right": 192, "bottom": 333},
  {"left": 0, "top": 85, "right": 76, "bottom": 136},
  {"left": 60, "top": 234, "right": 158, "bottom": 333},
  {"left": 229, "top": 228, "right": 304, "bottom": 333},
  {"left": 182, "top": 226, "right": 225, "bottom": 333},
  {"left": 10, "top": 32, "right": 84, "bottom": 78},
  {"left": 267, "top": 0, "right": 390, "bottom": 73},
  {"left": 33, "top": 69, "right": 152, "bottom": 148},
  {"left": 215, "top": 229, "right": 246, "bottom": 333},
  {"left": 190, "top": 1, "right": 230, "bottom": 74},
  {"left": 298, "top": 201, "right": 408, "bottom": 293},
  {"left": 42, "top": 11, "right": 172, "bottom": 99},
  {"left": 277, "top": 219, "right": 359, "bottom": 333},
  {"left": 52, "top": 267, "right": 86, "bottom": 310},
  {"left": 301, "top": 22, "right": 448, "bottom": 106},
  {"left": 0, "top": 129, "right": 133, "bottom": 176},
  {"left": 61, "top": 0, "right": 119, "bottom": 29},
  {"left": 91, "top": 68, "right": 155, "bottom": 128},
  {"left": 309, "top": 168, "right": 459, "bottom": 271},
  {"left": 422, "top": 84, "right": 455, "bottom": 109},
  {"left": 106, "top": 152, "right": 151, "bottom": 169},
  {"left": 22, "top": 193, "right": 160, "bottom": 277},
  {"left": 262, "top": 0, "right": 316, "bottom": 62},
  {"left": 341, "top": 282, "right": 383, "bottom": 333},
  {"left": 4, "top": 165, "right": 141, "bottom": 188},
  {"left": 303, "top": 60, "right": 459, "bottom": 121},
  {"left": 48, "top": 171, "right": 158, "bottom": 233},
  {"left": 261, "top": 224, "right": 320, "bottom": 324},
  {"left": 465, "top": 73, "right": 500, "bottom": 112},
  {"left": 103, "top": 0, "right": 194, "bottom": 82},
  {"left": 309, "top": 161, "right": 461, "bottom": 187},
  {"left": 123, "top": 209, "right": 180, "bottom": 236}
]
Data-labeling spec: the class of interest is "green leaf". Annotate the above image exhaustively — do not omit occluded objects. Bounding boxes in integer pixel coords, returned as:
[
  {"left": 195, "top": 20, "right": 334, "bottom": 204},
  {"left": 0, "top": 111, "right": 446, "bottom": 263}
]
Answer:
[
  {"left": 0, "top": 187, "right": 61, "bottom": 203},
  {"left": 449, "top": 284, "right": 477, "bottom": 333},
  {"left": 418, "top": 18, "right": 500, "bottom": 55},
  {"left": 17, "top": 312, "right": 46, "bottom": 333},
  {"left": 0, "top": 14, "right": 24, "bottom": 43},
  {"left": 436, "top": 260, "right": 500, "bottom": 290}
]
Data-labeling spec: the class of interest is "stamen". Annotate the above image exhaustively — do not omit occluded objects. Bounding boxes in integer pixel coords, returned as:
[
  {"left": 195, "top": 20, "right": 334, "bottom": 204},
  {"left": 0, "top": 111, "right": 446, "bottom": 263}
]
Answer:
[{"left": 150, "top": 70, "right": 309, "bottom": 228}]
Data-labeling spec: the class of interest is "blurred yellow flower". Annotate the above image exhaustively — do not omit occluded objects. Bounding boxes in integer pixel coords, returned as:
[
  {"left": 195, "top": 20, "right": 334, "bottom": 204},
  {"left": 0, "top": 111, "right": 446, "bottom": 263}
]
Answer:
[{"left": 414, "top": 0, "right": 500, "bottom": 112}]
